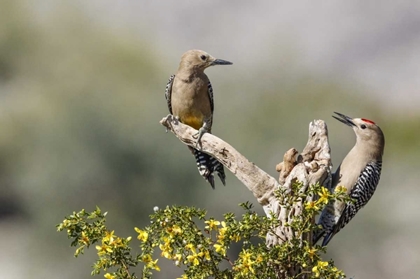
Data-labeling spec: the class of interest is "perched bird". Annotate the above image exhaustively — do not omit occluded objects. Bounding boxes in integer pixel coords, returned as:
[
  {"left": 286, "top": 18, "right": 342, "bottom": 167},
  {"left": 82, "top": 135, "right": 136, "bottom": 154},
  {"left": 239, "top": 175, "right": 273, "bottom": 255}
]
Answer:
[
  {"left": 314, "top": 112, "right": 385, "bottom": 246},
  {"left": 164, "top": 50, "right": 232, "bottom": 188}
]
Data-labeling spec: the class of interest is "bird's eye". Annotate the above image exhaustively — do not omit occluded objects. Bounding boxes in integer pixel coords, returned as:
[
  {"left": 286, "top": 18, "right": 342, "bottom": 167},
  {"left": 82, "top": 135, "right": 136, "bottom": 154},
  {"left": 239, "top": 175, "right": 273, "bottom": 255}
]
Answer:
[
  {"left": 200, "top": 55, "right": 206, "bottom": 61},
  {"left": 361, "top": 124, "right": 367, "bottom": 129}
]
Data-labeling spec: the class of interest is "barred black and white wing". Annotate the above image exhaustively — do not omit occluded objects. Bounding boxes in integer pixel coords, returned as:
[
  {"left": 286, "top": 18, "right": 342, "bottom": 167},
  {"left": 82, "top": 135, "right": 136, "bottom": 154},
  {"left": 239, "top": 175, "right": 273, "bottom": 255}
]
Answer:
[
  {"left": 207, "top": 81, "right": 214, "bottom": 114},
  {"left": 165, "top": 75, "right": 175, "bottom": 114},
  {"left": 322, "top": 161, "right": 382, "bottom": 246}
]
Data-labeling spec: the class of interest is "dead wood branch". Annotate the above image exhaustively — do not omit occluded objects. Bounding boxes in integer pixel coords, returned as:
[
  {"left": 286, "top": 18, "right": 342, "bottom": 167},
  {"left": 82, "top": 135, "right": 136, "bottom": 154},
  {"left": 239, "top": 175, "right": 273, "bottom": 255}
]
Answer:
[{"left": 160, "top": 114, "right": 279, "bottom": 206}]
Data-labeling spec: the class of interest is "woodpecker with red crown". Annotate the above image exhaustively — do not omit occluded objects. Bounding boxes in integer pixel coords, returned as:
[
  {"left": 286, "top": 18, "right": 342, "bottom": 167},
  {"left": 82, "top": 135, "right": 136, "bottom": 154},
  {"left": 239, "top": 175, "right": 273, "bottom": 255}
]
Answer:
[{"left": 314, "top": 112, "right": 385, "bottom": 246}]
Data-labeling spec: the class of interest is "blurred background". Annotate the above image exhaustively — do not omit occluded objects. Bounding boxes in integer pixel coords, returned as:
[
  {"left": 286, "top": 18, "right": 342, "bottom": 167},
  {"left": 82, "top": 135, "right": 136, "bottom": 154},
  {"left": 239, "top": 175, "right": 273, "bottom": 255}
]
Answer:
[{"left": 0, "top": 0, "right": 419, "bottom": 278}]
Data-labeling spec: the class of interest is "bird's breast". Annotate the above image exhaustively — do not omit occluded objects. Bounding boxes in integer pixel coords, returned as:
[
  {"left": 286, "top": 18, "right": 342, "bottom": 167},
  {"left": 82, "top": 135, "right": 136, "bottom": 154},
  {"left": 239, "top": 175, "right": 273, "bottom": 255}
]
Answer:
[
  {"left": 171, "top": 97, "right": 207, "bottom": 129},
  {"left": 171, "top": 77, "right": 211, "bottom": 130},
  {"left": 180, "top": 113, "right": 204, "bottom": 130}
]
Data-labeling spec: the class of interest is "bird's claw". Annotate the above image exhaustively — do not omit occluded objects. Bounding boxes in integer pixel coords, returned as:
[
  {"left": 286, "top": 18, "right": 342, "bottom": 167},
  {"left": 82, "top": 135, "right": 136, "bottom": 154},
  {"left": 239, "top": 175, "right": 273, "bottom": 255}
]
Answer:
[
  {"left": 193, "top": 127, "right": 207, "bottom": 150},
  {"left": 165, "top": 115, "right": 180, "bottom": 133}
]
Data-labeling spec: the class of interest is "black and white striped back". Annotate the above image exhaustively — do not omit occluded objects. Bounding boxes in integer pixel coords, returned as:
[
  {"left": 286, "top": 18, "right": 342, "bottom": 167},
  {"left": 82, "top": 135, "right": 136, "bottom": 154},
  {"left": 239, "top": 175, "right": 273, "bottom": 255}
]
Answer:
[
  {"left": 336, "top": 161, "right": 382, "bottom": 232},
  {"left": 322, "top": 161, "right": 382, "bottom": 246}
]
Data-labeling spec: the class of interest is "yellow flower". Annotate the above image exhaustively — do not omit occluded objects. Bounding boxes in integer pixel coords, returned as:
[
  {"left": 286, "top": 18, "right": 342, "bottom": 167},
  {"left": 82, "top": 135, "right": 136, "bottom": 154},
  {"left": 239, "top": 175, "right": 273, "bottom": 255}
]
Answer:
[
  {"left": 242, "top": 264, "right": 255, "bottom": 274},
  {"left": 142, "top": 254, "right": 152, "bottom": 263},
  {"left": 218, "top": 221, "right": 228, "bottom": 240},
  {"left": 317, "top": 187, "right": 331, "bottom": 205},
  {"left": 305, "top": 201, "right": 320, "bottom": 211},
  {"left": 159, "top": 237, "right": 171, "bottom": 247},
  {"left": 236, "top": 251, "right": 255, "bottom": 275},
  {"left": 241, "top": 251, "right": 252, "bottom": 262},
  {"left": 161, "top": 249, "right": 172, "bottom": 259},
  {"left": 167, "top": 225, "right": 182, "bottom": 237},
  {"left": 185, "top": 243, "right": 195, "bottom": 252},
  {"left": 135, "top": 227, "right": 148, "bottom": 242},
  {"left": 318, "top": 261, "right": 328, "bottom": 268},
  {"left": 103, "top": 230, "right": 115, "bottom": 243},
  {"left": 147, "top": 259, "right": 161, "bottom": 271},
  {"left": 108, "top": 235, "right": 123, "bottom": 248},
  {"left": 205, "top": 219, "right": 220, "bottom": 231},
  {"left": 80, "top": 231, "right": 89, "bottom": 245},
  {"left": 142, "top": 254, "right": 160, "bottom": 271},
  {"left": 159, "top": 238, "right": 173, "bottom": 259},
  {"left": 312, "top": 266, "right": 320, "bottom": 278},
  {"left": 306, "top": 247, "right": 317, "bottom": 260},
  {"left": 187, "top": 253, "right": 200, "bottom": 266},
  {"left": 172, "top": 225, "right": 182, "bottom": 234},
  {"left": 104, "top": 273, "right": 116, "bottom": 279},
  {"left": 198, "top": 249, "right": 211, "bottom": 261},
  {"left": 95, "top": 244, "right": 112, "bottom": 255},
  {"left": 312, "top": 261, "right": 329, "bottom": 278},
  {"left": 213, "top": 243, "right": 226, "bottom": 256},
  {"left": 334, "top": 185, "right": 347, "bottom": 194}
]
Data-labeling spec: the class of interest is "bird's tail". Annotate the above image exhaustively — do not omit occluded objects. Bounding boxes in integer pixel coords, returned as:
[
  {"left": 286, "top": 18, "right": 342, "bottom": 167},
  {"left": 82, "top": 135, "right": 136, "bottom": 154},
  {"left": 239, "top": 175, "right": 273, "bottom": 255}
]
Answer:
[
  {"left": 321, "top": 232, "right": 334, "bottom": 246},
  {"left": 189, "top": 147, "right": 226, "bottom": 189},
  {"left": 312, "top": 228, "right": 325, "bottom": 245},
  {"left": 313, "top": 202, "right": 336, "bottom": 245}
]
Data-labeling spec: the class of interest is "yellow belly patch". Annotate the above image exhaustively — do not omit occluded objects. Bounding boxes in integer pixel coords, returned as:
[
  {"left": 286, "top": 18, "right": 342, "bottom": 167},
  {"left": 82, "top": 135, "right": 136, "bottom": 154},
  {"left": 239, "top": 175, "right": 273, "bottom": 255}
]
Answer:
[{"left": 181, "top": 115, "right": 203, "bottom": 130}]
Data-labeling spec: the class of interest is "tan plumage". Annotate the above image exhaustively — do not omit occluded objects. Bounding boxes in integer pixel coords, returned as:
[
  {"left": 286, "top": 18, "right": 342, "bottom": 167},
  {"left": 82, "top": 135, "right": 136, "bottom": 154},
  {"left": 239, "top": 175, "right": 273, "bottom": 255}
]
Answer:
[{"left": 165, "top": 50, "right": 232, "bottom": 188}]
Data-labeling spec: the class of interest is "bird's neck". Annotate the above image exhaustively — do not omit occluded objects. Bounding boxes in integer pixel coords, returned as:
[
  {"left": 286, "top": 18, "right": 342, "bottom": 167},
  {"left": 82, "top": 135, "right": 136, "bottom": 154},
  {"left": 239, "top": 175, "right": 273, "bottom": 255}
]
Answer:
[
  {"left": 177, "top": 67, "right": 206, "bottom": 83},
  {"left": 353, "top": 141, "right": 383, "bottom": 163}
]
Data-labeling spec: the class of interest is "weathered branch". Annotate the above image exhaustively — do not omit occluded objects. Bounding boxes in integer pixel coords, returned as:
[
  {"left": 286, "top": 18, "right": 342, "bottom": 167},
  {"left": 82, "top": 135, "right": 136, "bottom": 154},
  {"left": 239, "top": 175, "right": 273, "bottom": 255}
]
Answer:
[
  {"left": 160, "top": 114, "right": 332, "bottom": 279},
  {"left": 160, "top": 114, "right": 279, "bottom": 206},
  {"left": 270, "top": 120, "right": 332, "bottom": 246}
]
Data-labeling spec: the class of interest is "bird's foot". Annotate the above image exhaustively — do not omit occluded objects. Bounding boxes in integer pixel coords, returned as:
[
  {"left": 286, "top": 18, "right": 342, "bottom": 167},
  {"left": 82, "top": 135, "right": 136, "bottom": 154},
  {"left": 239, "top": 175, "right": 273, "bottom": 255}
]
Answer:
[
  {"left": 193, "top": 127, "right": 207, "bottom": 150},
  {"left": 165, "top": 115, "right": 180, "bottom": 133}
]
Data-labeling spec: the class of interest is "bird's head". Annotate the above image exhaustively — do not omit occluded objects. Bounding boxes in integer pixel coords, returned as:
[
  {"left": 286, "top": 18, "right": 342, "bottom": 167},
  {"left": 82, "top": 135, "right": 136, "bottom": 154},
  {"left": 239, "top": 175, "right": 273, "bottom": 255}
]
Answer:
[
  {"left": 179, "top": 50, "right": 232, "bottom": 71},
  {"left": 333, "top": 112, "right": 385, "bottom": 154}
]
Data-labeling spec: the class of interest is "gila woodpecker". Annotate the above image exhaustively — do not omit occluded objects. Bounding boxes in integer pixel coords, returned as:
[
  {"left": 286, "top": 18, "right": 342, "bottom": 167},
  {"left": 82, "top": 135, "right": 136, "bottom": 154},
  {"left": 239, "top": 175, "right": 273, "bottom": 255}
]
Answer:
[
  {"left": 164, "top": 50, "right": 232, "bottom": 189},
  {"left": 314, "top": 112, "right": 385, "bottom": 246}
]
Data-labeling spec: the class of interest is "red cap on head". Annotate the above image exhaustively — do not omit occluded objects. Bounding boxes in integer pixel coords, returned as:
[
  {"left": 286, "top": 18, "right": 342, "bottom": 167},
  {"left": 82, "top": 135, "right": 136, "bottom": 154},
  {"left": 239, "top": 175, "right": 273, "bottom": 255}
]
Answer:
[{"left": 361, "top": 118, "right": 375, "bottom": 124}]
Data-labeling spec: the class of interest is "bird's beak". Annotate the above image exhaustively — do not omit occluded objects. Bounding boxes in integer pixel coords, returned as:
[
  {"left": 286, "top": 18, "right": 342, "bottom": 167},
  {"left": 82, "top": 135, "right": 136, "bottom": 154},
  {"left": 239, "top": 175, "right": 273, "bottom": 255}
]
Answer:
[
  {"left": 333, "top": 112, "right": 356, "bottom": 127},
  {"left": 211, "top": 59, "right": 233, "bottom": 66}
]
